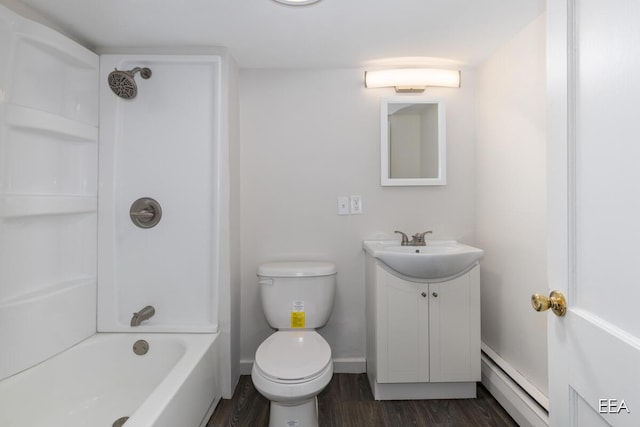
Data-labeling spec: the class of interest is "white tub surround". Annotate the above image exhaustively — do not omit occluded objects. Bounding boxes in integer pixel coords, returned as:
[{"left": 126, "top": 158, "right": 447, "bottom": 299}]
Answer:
[
  {"left": 97, "top": 49, "right": 241, "bottom": 397},
  {"left": 0, "top": 4, "right": 99, "bottom": 381},
  {"left": 0, "top": 4, "right": 239, "bottom": 424},
  {"left": 98, "top": 54, "right": 221, "bottom": 333},
  {"left": 0, "top": 333, "right": 219, "bottom": 427}
]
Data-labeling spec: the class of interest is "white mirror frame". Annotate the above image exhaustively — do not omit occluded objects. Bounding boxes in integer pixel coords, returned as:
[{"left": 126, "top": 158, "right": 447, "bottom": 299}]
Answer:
[{"left": 380, "top": 97, "right": 447, "bottom": 186}]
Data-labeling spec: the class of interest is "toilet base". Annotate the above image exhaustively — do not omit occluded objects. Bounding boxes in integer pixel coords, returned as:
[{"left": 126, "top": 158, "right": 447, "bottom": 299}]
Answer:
[{"left": 269, "top": 397, "right": 318, "bottom": 427}]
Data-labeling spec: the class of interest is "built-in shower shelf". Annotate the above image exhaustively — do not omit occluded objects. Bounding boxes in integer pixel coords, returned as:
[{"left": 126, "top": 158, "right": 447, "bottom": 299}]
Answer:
[
  {"left": 0, "top": 277, "right": 95, "bottom": 308},
  {"left": 3, "top": 105, "right": 98, "bottom": 141},
  {"left": 0, "top": 195, "right": 96, "bottom": 218}
]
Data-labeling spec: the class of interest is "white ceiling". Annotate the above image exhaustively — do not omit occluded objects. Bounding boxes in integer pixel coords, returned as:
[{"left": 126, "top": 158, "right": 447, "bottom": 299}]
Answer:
[{"left": 14, "top": 0, "right": 545, "bottom": 69}]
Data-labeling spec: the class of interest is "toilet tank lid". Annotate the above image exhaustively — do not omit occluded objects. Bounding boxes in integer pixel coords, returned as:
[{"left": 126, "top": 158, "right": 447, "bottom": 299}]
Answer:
[{"left": 257, "top": 261, "right": 336, "bottom": 278}]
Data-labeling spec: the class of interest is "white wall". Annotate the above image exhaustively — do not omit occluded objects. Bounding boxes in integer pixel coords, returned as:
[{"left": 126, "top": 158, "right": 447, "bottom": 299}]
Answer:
[
  {"left": 239, "top": 68, "right": 477, "bottom": 368},
  {"left": 476, "top": 14, "right": 548, "bottom": 399},
  {"left": 0, "top": 0, "right": 72, "bottom": 39}
]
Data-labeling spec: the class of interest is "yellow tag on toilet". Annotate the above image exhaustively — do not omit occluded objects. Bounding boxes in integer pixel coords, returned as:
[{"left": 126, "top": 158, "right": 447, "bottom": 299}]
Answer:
[
  {"left": 291, "top": 311, "right": 305, "bottom": 328},
  {"left": 291, "top": 301, "right": 305, "bottom": 328}
]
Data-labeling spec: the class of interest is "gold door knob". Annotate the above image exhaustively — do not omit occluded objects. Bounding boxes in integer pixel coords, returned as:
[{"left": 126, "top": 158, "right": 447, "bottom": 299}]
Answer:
[{"left": 531, "top": 290, "right": 567, "bottom": 317}]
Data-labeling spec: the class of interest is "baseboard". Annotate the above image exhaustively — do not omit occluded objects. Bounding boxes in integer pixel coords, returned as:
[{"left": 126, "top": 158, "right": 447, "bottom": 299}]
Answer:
[
  {"left": 481, "top": 353, "right": 549, "bottom": 427},
  {"left": 239, "top": 357, "right": 366, "bottom": 376},
  {"left": 239, "top": 359, "right": 253, "bottom": 375},
  {"left": 332, "top": 357, "right": 367, "bottom": 373}
]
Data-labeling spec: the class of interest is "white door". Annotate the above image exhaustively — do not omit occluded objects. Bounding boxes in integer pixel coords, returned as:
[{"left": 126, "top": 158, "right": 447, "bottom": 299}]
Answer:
[{"left": 546, "top": 1, "right": 640, "bottom": 426}]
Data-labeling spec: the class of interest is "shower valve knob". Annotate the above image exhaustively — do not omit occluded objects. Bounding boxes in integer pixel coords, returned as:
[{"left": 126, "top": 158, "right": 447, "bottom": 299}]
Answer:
[{"left": 129, "top": 198, "right": 162, "bottom": 229}]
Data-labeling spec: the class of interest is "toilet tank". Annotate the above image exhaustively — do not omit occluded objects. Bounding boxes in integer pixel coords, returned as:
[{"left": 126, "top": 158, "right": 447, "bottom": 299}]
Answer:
[{"left": 257, "top": 261, "right": 337, "bottom": 330}]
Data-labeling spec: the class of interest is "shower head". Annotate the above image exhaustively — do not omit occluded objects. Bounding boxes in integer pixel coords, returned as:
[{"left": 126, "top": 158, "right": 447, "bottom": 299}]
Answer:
[{"left": 107, "top": 67, "right": 152, "bottom": 99}]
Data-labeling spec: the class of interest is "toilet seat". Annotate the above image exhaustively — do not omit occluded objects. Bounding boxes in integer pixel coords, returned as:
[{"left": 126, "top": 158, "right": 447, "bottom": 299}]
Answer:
[{"left": 254, "top": 330, "right": 331, "bottom": 384}]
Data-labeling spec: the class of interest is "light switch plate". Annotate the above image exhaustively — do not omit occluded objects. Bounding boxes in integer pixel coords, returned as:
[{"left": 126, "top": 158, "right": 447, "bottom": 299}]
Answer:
[{"left": 337, "top": 196, "right": 350, "bottom": 215}]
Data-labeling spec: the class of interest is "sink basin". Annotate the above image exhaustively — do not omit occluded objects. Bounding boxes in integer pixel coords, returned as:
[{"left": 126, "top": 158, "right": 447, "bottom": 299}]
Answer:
[{"left": 363, "top": 240, "right": 483, "bottom": 280}]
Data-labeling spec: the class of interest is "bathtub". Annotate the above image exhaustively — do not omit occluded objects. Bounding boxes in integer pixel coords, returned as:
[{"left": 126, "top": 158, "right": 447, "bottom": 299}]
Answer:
[{"left": 0, "top": 333, "right": 220, "bottom": 427}]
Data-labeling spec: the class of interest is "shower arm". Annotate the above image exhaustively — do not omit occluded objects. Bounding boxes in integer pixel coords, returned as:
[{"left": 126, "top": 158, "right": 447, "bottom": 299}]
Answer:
[{"left": 129, "top": 67, "right": 152, "bottom": 79}]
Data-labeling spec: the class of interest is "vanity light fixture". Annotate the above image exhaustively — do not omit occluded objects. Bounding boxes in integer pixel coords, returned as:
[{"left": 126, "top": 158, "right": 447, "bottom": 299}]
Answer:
[
  {"left": 364, "top": 68, "right": 461, "bottom": 93},
  {"left": 273, "top": 0, "right": 321, "bottom": 5}
]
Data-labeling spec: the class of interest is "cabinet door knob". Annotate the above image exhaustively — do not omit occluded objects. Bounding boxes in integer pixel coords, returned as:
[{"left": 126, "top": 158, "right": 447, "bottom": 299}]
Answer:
[
  {"left": 421, "top": 292, "right": 427, "bottom": 298},
  {"left": 432, "top": 292, "right": 438, "bottom": 297}
]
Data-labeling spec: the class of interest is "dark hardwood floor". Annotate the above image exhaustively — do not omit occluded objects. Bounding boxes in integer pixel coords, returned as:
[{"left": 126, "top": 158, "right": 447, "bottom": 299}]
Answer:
[{"left": 207, "top": 374, "right": 518, "bottom": 427}]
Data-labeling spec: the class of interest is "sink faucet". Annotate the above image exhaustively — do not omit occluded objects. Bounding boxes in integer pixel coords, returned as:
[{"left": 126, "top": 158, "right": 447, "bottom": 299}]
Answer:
[
  {"left": 395, "top": 230, "right": 432, "bottom": 246},
  {"left": 131, "top": 305, "right": 155, "bottom": 326}
]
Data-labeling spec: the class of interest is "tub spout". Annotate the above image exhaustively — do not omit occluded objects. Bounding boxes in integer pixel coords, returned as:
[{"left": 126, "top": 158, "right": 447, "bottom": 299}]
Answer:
[{"left": 131, "top": 305, "right": 155, "bottom": 326}]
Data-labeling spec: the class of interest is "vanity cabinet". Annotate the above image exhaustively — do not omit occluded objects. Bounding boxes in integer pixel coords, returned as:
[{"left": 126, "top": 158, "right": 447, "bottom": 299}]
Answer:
[{"left": 365, "top": 255, "right": 480, "bottom": 400}]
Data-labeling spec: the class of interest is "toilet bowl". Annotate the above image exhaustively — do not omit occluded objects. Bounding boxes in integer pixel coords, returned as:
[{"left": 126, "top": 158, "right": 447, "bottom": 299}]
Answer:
[
  {"left": 252, "top": 330, "right": 333, "bottom": 426},
  {"left": 252, "top": 261, "right": 337, "bottom": 427}
]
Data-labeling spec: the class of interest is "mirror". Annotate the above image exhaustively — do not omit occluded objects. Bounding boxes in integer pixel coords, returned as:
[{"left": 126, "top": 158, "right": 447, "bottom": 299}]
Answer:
[{"left": 380, "top": 97, "right": 446, "bottom": 186}]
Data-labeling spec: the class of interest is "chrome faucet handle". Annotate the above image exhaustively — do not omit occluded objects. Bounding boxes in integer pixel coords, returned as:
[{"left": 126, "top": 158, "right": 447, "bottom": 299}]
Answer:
[
  {"left": 410, "top": 231, "right": 432, "bottom": 246},
  {"left": 394, "top": 230, "right": 409, "bottom": 246},
  {"left": 415, "top": 231, "right": 433, "bottom": 240}
]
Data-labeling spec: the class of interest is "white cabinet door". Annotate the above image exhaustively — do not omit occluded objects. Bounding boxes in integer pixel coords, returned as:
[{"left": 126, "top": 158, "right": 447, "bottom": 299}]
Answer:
[
  {"left": 380, "top": 266, "right": 480, "bottom": 384},
  {"left": 428, "top": 266, "right": 480, "bottom": 382},
  {"left": 381, "top": 272, "right": 429, "bottom": 383}
]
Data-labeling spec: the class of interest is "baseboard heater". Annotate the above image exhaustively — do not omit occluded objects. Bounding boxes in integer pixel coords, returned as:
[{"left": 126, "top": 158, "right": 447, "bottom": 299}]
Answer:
[{"left": 480, "top": 346, "right": 549, "bottom": 427}]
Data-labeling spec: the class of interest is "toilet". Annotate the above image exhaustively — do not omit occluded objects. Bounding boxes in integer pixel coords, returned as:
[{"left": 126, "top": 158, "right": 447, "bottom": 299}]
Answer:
[{"left": 251, "top": 261, "right": 337, "bottom": 427}]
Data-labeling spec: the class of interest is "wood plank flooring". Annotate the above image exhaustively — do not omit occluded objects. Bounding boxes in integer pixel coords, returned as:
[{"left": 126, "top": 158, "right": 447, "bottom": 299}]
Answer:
[{"left": 207, "top": 374, "right": 518, "bottom": 426}]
